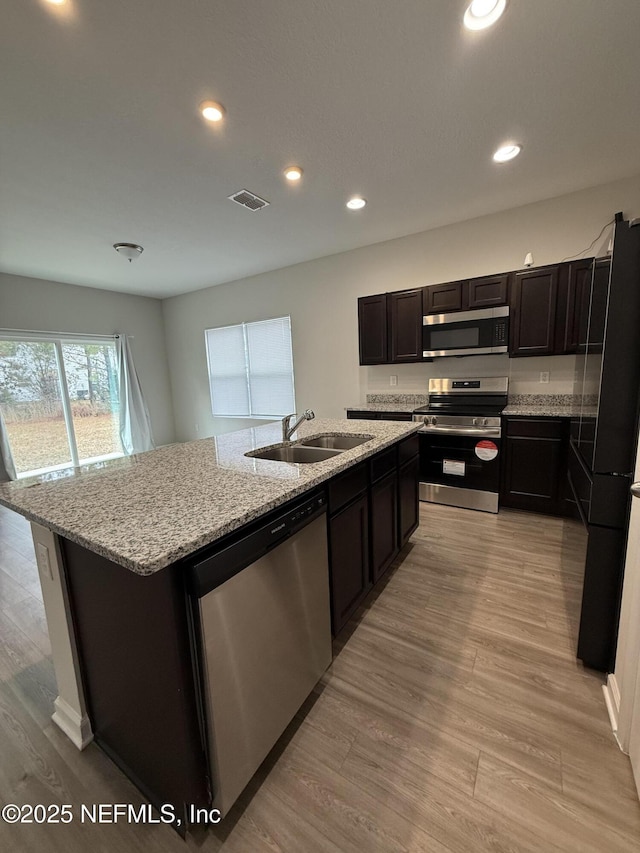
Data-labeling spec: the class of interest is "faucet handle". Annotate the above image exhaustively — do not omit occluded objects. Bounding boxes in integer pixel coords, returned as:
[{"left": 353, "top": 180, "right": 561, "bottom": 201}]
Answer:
[{"left": 304, "top": 409, "right": 315, "bottom": 420}]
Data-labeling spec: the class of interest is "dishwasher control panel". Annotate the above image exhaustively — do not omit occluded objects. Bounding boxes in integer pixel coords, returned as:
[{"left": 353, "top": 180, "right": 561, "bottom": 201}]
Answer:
[{"left": 190, "top": 491, "right": 327, "bottom": 597}]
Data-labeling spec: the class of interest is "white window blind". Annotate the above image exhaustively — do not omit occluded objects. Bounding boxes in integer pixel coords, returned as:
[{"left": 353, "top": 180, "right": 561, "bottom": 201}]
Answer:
[{"left": 205, "top": 317, "right": 296, "bottom": 417}]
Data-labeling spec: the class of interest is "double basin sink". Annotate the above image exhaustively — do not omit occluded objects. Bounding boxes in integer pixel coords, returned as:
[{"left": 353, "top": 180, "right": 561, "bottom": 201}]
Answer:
[{"left": 247, "top": 433, "right": 373, "bottom": 464}]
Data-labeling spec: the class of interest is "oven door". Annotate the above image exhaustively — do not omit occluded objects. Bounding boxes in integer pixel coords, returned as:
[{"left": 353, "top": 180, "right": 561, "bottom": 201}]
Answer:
[
  {"left": 419, "top": 431, "right": 502, "bottom": 513},
  {"left": 422, "top": 307, "right": 508, "bottom": 358}
]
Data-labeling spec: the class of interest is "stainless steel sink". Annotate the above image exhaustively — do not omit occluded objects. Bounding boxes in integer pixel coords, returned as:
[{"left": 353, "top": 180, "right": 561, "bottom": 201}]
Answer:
[
  {"left": 248, "top": 445, "right": 342, "bottom": 463},
  {"left": 299, "top": 433, "right": 373, "bottom": 450}
]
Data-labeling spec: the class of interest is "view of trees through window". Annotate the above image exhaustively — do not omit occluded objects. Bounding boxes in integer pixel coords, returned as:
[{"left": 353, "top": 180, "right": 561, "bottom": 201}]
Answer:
[{"left": 0, "top": 338, "right": 123, "bottom": 476}]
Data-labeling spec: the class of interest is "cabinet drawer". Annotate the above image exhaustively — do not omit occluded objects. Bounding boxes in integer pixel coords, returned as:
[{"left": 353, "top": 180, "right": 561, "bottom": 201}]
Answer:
[
  {"left": 328, "top": 463, "right": 367, "bottom": 514},
  {"left": 505, "top": 418, "right": 564, "bottom": 439},
  {"left": 369, "top": 447, "right": 396, "bottom": 484},
  {"left": 347, "top": 410, "right": 380, "bottom": 419},
  {"left": 398, "top": 433, "right": 419, "bottom": 464}
]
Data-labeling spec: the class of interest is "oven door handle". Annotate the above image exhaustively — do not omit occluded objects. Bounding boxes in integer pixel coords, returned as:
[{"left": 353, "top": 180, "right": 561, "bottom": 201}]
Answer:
[{"left": 419, "top": 426, "right": 502, "bottom": 438}]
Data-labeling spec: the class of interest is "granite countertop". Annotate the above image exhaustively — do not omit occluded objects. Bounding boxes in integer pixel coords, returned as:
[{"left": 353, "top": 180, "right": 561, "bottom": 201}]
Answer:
[
  {"left": 502, "top": 394, "right": 597, "bottom": 418},
  {"left": 346, "top": 393, "right": 428, "bottom": 414},
  {"left": 346, "top": 402, "right": 418, "bottom": 413},
  {"left": 0, "top": 418, "right": 419, "bottom": 576}
]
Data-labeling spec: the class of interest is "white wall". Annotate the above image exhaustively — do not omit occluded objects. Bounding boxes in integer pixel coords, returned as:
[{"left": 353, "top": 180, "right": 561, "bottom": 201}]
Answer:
[
  {"left": 0, "top": 273, "right": 175, "bottom": 446},
  {"left": 162, "top": 173, "right": 640, "bottom": 441}
]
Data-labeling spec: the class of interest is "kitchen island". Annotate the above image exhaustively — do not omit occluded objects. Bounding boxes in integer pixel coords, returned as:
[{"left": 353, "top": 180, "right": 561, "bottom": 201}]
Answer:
[{"left": 0, "top": 417, "right": 420, "bottom": 828}]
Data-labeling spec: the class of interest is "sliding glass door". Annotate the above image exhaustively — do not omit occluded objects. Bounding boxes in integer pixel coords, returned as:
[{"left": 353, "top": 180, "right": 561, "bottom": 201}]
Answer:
[{"left": 0, "top": 337, "right": 123, "bottom": 477}]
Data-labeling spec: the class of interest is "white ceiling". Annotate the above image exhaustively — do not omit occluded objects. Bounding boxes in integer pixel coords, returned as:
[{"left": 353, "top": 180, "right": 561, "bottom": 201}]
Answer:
[{"left": 2, "top": 0, "right": 639, "bottom": 298}]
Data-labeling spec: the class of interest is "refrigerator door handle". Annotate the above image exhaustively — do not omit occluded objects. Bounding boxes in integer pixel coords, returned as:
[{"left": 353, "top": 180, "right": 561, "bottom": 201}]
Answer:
[{"left": 630, "top": 482, "right": 640, "bottom": 498}]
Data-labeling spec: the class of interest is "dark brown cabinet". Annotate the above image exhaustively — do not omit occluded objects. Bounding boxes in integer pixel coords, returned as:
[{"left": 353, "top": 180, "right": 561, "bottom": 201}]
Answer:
[
  {"left": 510, "top": 265, "right": 560, "bottom": 356},
  {"left": 358, "top": 294, "right": 388, "bottom": 364},
  {"left": 358, "top": 290, "right": 423, "bottom": 365},
  {"left": 466, "top": 273, "right": 510, "bottom": 309},
  {"left": 423, "top": 274, "right": 509, "bottom": 315},
  {"left": 424, "top": 280, "right": 465, "bottom": 314},
  {"left": 557, "top": 259, "right": 592, "bottom": 354},
  {"left": 370, "top": 470, "right": 399, "bottom": 583},
  {"left": 388, "top": 289, "right": 423, "bottom": 361},
  {"left": 500, "top": 418, "right": 568, "bottom": 515},
  {"left": 347, "top": 410, "right": 413, "bottom": 421},
  {"left": 327, "top": 436, "right": 420, "bottom": 635},
  {"left": 398, "top": 453, "right": 420, "bottom": 544},
  {"left": 327, "top": 464, "right": 370, "bottom": 635}
]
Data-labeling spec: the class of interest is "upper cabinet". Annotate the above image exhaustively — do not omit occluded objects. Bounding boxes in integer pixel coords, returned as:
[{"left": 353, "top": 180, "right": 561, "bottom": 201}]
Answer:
[
  {"left": 423, "top": 280, "right": 465, "bottom": 314},
  {"left": 388, "top": 289, "right": 423, "bottom": 362},
  {"left": 358, "top": 258, "right": 609, "bottom": 365},
  {"left": 509, "top": 265, "right": 560, "bottom": 357},
  {"left": 358, "top": 294, "right": 388, "bottom": 364},
  {"left": 556, "top": 259, "right": 592, "bottom": 354},
  {"left": 466, "top": 273, "right": 510, "bottom": 309},
  {"left": 358, "top": 289, "right": 423, "bottom": 365},
  {"left": 423, "top": 274, "right": 509, "bottom": 315}
]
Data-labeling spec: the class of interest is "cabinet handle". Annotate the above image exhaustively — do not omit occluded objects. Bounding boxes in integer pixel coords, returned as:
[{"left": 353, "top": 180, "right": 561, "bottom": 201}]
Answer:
[{"left": 631, "top": 482, "right": 640, "bottom": 498}]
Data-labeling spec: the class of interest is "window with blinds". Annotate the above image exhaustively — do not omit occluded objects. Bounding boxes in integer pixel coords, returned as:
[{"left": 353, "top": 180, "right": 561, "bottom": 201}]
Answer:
[{"left": 205, "top": 317, "right": 296, "bottom": 417}]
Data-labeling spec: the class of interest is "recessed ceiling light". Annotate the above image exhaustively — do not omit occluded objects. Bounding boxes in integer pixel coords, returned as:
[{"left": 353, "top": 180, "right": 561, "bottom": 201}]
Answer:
[
  {"left": 284, "top": 166, "right": 303, "bottom": 182},
  {"left": 463, "top": 0, "right": 507, "bottom": 30},
  {"left": 493, "top": 143, "right": 522, "bottom": 163},
  {"left": 200, "top": 101, "right": 225, "bottom": 122},
  {"left": 346, "top": 197, "right": 367, "bottom": 210},
  {"left": 45, "top": 0, "right": 66, "bottom": 4}
]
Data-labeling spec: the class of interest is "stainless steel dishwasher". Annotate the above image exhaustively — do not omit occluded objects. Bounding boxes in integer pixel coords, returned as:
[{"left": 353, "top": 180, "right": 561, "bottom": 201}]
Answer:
[{"left": 189, "top": 491, "right": 332, "bottom": 818}]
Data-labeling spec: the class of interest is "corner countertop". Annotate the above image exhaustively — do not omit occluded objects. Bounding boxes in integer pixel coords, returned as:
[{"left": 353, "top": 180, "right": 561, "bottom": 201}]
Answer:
[{"left": 0, "top": 418, "right": 419, "bottom": 576}]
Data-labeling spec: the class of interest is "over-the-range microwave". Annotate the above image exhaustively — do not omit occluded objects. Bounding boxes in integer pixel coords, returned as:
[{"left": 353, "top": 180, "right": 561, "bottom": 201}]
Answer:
[{"left": 422, "top": 306, "right": 509, "bottom": 358}]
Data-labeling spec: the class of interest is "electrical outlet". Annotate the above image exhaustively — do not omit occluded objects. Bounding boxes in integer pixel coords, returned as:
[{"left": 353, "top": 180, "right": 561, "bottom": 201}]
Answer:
[
  {"left": 36, "top": 542, "right": 53, "bottom": 580},
  {"left": 539, "top": 371, "right": 550, "bottom": 384},
  {"left": 389, "top": 375, "right": 398, "bottom": 386}
]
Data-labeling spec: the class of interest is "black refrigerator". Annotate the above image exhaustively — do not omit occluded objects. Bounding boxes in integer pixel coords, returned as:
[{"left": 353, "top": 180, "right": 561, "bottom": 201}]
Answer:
[{"left": 567, "top": 213, "right": 640, "bottom": 672}]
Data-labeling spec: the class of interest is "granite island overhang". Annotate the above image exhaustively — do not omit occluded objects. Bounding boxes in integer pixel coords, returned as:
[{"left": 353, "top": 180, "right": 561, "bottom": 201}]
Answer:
[{"left": 0, "top": 417, "right": 421, "bottom": 830}]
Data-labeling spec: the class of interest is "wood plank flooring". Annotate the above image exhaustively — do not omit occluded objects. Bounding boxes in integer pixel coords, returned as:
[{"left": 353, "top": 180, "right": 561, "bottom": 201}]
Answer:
[{"left": 1, "top": 501, "right": 639, "bottom": 851}]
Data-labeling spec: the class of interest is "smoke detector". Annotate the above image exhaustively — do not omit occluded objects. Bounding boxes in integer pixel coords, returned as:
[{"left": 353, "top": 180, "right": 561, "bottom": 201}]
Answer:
[{"left": 228, "top": 189, "right": 270, "bottom": 212}]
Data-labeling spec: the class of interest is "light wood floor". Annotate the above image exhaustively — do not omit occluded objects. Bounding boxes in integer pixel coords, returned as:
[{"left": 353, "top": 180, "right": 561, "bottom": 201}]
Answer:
[{"left": 1, "top": 501, "right": 639, "bottom": 852}]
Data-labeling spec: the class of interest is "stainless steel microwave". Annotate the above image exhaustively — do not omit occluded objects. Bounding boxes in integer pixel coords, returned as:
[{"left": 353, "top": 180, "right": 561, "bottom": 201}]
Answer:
[{"left": 422, "top": 306, "right": 509, "bottom": 358}]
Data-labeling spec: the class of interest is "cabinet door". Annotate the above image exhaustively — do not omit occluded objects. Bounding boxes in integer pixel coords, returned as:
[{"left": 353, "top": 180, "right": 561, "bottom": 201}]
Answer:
[
  {"left": 328, "top": 495, "right": 370, "bottom": 635},
  {"left": 398, "top": 454, "right": 420, "bottom": 546},
  {"left": 358, "top": 294, "right": 388, "bottom": 364},
  {"left": 466, "top": 273, "right": 509, "bottom": 309},
  {"left": 388, "top": 289, "right": 423, "bottom": 362},
  {"left": 370, "top": 471, "right": 399, "bottom": 583},
  {"left": 558, "top": 259, "right": 592, "bottom": 354},
  {"left": 510, "top": 266, "right": 559, "bottom": 356},
  {"left": 500, "top": 418, "right": 566, "bottom": 514},
  {"left": 423, "top": 281, "right": 464, "bottom": 314}
]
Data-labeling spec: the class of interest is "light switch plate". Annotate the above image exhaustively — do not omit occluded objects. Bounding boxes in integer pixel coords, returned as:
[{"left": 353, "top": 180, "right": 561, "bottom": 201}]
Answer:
[{"left": 390, "top": 375, "right": 398, "bottom": 386}]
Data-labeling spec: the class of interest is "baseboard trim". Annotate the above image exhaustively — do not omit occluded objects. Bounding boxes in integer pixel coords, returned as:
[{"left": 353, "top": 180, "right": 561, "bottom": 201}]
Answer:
[
  {"left": 52, "top": 696, "right": 93, "bottom": 750},
  {"left": 602, "top": 674, "right": 624, "bottom": 751}
]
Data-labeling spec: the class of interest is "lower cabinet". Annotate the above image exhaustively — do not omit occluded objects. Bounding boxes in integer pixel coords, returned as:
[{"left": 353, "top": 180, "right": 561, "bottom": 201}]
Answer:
[
  {"left": 346, "top": 410, "right": 413, "bottom": 421},
  {"left": 500, "top": 417, "right": 568, "bottom": 515},
  {"left": 370, "top": 470, "right": 399, "bottom": 584},
  {"left": 327, "top": 435, "right": 420, "bottom": 635},
  {"left": 399, "top": 453, "right": 420, "bottom": 544},
  {"left": 328, "top": 492, "right": 370, "bottom": 635}
]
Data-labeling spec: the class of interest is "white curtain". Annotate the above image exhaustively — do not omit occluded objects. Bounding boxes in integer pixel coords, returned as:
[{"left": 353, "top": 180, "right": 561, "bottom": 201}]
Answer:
[
  {"left": 116, "top": 335, "right": 155, "bottom": 456},
  {"left": 0, "top": 407, "right": 17, "bottom": 482}
]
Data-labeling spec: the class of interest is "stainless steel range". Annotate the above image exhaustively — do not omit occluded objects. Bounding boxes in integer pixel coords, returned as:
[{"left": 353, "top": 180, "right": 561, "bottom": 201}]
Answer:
[{"left": 412, "top": 377, "right": 508, "bottom": 513}]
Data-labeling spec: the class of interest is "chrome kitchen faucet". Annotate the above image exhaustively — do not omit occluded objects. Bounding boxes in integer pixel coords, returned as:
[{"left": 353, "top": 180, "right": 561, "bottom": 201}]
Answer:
[{"left": 282, "top": 409, "right": 315, "bottom": 441}]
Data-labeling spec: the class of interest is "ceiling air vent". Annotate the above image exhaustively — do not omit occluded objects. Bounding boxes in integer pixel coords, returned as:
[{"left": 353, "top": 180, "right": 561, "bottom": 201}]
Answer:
[{"left": 228, "top": 189, "right": 270, "bottom": 211}]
